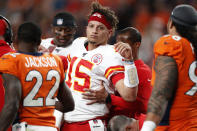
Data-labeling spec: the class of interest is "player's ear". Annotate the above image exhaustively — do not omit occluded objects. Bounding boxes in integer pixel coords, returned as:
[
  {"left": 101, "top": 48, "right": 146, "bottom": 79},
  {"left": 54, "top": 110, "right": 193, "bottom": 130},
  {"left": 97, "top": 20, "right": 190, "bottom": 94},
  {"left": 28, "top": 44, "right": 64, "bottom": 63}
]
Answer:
[
  {"left": 14, "top": 37, "right": 19, "bottom": 51},
  {"left": 135, "top": 42, "right": 141, "bottom": 48},
  {"left": 168, "top": 19, "right": 174, "bottom": 30},
  {"left": 108, "top": 29, "right": 113, "bottom": 38}
]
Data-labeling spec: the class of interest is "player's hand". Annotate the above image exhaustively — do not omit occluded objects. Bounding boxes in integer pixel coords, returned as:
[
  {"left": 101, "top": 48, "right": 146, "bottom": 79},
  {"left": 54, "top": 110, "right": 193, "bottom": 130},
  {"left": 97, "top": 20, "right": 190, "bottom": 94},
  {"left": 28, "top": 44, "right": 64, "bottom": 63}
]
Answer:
[
  {"left": 82, "top": 82, "right": 108, "bottom": 105},
  {"left": 114, "top": 42, "right": 133, "bottom": 61},
  {"left": 38, "top": 45, "right": 49, "bottom": 53}
]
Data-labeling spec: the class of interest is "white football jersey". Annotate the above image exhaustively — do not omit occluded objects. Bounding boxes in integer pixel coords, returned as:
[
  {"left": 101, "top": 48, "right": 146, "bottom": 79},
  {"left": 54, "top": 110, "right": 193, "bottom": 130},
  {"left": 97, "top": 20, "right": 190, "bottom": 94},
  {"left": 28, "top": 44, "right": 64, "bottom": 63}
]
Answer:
[
  {"left": 64, "top": 37, "right": 125, "bottom": 122},
  {"left": 40, "top": 38, "right": 72, "bottom": 56}
]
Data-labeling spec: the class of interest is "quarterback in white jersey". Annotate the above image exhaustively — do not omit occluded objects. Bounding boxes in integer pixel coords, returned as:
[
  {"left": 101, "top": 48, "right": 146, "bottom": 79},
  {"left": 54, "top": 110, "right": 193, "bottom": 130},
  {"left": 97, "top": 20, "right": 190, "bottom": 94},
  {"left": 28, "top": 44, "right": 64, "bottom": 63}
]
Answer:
[
  {"left": 64, "top": 37, "right": 124, "bottom": 121},
  {"left": 61, "top": 2, "right": 139, "bottom": 131}
]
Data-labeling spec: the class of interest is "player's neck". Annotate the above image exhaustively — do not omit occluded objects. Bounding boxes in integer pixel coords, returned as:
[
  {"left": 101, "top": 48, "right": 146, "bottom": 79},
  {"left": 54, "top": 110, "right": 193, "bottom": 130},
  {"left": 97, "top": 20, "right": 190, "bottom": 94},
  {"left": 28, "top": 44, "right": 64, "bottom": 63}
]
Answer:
[
  {"left": 17, "top": 42, "right": 38, "bottom": 53},
  {"left": 132, "top": 50, "right": 139, "bottom": 61},
  {"left": 133, "top": 56, "right": 138, "bottom": 61},
  {"left": 87, "top": 42, "right": 106, "bottom": 51},
  {"left": 169, "top": 27, "right": 180, "bottom": 36}
]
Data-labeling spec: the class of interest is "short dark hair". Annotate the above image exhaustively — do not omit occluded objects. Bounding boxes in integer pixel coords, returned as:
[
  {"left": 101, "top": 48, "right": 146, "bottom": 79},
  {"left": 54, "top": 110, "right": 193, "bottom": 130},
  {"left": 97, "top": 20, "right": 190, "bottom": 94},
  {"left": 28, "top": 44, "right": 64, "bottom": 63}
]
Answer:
[
  {"left": 17, "top": 22, "right": 41, "bottom": 45},
  {"left": 88, "top": 1, "right": 119, "bottom": 29},
  {"left": 118, "top": 27, "right": 141, "bottom": 43},
  {"left": 53, "top": 12, "right": 77, "bottom": 27},
  {"left": 107, "top": 115, "right": 135, "bottom": 131}
]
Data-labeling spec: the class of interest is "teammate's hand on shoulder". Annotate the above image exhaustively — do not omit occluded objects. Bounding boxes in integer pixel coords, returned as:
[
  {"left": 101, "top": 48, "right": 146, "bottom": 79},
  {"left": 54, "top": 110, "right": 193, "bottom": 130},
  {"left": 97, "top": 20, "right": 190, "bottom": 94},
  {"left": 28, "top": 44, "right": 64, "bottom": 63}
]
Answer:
[
  {"left": 82, "top": 82, "right": 108, "bottom": 105},
  {"left": 114, "top": 42, "right": 133, "bottom": 61}
]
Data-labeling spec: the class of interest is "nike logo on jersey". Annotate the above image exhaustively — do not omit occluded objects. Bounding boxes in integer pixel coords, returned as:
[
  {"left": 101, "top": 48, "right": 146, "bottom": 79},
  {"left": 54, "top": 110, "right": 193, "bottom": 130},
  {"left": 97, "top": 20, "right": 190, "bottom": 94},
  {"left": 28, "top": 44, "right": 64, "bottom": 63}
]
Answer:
[
  {"left": 55, "top": 49, "right": 61, "bottom": 52},
  {"left": 82, "top": 53, "right": 88, "bottom": 57},
  {"left": 148, "top": 79, "right": 151, "bottom": 82}
]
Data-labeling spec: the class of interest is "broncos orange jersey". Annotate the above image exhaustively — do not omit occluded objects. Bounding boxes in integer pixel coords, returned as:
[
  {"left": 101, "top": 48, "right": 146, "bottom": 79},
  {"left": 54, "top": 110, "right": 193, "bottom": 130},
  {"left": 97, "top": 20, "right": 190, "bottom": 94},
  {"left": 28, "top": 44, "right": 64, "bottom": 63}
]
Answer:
[
  {"left": 152, "top": 35, "right": 197, "bottom": 130},
  {"left": 0, "top": 52, "right": 65, "bottom": 128}
]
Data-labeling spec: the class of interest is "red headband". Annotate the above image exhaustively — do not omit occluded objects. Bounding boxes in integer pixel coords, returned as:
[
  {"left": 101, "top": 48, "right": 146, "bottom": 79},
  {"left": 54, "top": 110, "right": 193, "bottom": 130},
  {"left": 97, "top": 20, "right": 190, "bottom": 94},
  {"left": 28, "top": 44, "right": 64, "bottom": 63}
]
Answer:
[
  {"left": 88, "top": 12, "right": 112, "bottom": 30},
  {"left": 0, "top": 20, "right": 6, "bottom": 36}
]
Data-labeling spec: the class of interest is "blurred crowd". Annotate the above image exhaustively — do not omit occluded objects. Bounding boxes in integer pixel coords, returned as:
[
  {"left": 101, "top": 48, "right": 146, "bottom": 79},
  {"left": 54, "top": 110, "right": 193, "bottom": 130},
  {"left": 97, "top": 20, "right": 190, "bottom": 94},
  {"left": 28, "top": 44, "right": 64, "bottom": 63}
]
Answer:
[{"left": 0, "top": 0, "right": 197, "bottom": 67}]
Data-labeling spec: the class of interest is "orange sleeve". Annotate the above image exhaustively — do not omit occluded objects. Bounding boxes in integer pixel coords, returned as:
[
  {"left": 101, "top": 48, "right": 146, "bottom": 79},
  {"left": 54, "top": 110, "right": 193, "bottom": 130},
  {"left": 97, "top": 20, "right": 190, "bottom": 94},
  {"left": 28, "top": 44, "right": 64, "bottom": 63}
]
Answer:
[{"left": 0, "top": 53, "right": 18, "bottom": 77}]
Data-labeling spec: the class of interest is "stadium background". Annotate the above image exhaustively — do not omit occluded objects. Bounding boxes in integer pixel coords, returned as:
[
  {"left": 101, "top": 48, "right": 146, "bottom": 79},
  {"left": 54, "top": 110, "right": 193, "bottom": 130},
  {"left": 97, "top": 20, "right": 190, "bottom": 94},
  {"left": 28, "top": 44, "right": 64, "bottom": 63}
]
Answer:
[{"left": 0, "top": 0, "right": 196, "bottom": 67}]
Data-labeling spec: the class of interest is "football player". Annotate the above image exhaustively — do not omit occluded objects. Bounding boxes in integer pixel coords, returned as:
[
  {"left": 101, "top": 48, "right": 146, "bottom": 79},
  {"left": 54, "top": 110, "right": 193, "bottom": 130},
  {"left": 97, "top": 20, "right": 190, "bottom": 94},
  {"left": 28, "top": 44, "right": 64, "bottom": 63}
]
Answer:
[
  {"left": 60, "top": 2, "right": 139, "bottom": 131},
  {"left": 0, "top": 22, "right": 74, "bottom": 131},
  {"left": 141, "top": 4, "right": 197, "bottom": 131}
]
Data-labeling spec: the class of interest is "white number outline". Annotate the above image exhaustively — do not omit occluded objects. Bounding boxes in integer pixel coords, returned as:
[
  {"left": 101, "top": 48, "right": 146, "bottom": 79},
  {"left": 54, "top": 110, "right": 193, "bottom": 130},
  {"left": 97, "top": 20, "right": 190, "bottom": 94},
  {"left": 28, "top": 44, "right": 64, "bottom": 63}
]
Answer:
[
  {"left": 66, "top": 57, "right": 94, "bottom": 92},
  {"left": 186, "top": 61, "right": 197, "bottom": 96},
  {"left": 23, "top": 70, "right": 60, "bottom": 107},
  {"left": 46, "top": 70, "right": 60, "bottom": 106}
]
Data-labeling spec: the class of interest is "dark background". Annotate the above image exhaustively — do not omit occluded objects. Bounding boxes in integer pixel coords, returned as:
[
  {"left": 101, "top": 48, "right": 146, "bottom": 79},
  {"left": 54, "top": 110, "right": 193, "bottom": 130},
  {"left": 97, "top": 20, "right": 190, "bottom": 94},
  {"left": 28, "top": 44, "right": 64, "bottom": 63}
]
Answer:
[{"left": 1, "top": 0, "right": 196, "bottom": 67}]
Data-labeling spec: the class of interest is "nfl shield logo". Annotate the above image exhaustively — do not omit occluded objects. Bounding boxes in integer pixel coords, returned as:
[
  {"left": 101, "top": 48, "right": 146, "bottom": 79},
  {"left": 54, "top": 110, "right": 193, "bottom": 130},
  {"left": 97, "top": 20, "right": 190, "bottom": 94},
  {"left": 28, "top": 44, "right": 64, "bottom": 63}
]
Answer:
[{"left": 57, "top": 19, "right": 63, "bottom": 25}]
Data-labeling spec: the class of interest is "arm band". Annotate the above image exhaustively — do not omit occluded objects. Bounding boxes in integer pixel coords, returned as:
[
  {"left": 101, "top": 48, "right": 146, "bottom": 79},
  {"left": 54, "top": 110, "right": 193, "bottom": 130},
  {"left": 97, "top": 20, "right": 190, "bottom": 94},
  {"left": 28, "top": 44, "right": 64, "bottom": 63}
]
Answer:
[
  {"left": 124, "top": 63, "right": 139, "bottom": 88},
  {"left": 141, "top": 121, "right": 157, "bottom": 131}
]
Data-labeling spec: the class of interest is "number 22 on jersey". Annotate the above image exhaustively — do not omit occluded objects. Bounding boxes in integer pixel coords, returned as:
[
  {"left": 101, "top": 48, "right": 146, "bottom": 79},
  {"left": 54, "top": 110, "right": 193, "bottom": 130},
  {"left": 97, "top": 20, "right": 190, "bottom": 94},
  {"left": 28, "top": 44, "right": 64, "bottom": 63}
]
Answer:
[
  {"left": 66, "top": 57, "right": 94, "bottom": 92},
  {"left": 23, "top": 70, "right": 60, "bottom": 107}
]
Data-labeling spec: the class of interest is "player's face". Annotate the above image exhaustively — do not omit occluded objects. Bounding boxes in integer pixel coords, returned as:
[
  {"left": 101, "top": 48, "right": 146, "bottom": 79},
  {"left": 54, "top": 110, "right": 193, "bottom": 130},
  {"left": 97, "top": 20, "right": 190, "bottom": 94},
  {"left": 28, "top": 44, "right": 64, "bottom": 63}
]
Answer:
[
  {"left": 86, "top": 21, "right": 112, "bottom": 45},
  {"left": 53, "top": 26, "right": 76, "bottom": 47}
]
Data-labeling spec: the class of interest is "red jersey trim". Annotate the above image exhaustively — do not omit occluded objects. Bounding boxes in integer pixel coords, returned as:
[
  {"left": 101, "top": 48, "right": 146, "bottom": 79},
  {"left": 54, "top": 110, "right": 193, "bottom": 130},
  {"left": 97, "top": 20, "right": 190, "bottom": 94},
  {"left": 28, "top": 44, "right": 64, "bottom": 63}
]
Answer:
[{"left": 111, "top": 73, "right": 124, "bottom": 86}]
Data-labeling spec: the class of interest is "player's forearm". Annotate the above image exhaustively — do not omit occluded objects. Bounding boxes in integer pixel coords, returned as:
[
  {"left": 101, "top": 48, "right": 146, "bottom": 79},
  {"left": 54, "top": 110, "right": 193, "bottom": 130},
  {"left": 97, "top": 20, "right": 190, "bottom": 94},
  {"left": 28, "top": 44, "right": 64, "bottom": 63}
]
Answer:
[
  {"left": 142, "top": 56, "right": 177, "bottom": 131},
  {"left": 56, "top": 101, "right": 74, "bottom": 113},
  {"left": 145, "top": 95, "right": 168, "bottom": 125},
  {"left": 0, "top": 74, "right": 22, "bottom": 131},
  {"left": 0, "top": 101, "right": 18, "bottom": 131},
  {"left": 116, "top": 80, "right": 138, "bottom": 102},
  {"left": 148, "top": 56, "right": 177, "bottom": 119},
  {"left": 58, "top": 81, "right": 75, "bottom": 113},
  {"left": 123, "top": 86, "right": 138, "bottom": 101},
  {"left": 141, "top": 98, "right": 168, "bottom": 131}
]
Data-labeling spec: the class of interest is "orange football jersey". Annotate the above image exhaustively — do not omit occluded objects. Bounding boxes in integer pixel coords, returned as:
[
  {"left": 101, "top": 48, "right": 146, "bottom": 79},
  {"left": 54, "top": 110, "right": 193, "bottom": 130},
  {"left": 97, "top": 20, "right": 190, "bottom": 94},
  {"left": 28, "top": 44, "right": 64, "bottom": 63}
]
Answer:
[
  {"left": 152, "top": 35, "right": 197, "bottom": 130},
  {"left": 0, "top": 52, "right": 65, "bottom": 128}
]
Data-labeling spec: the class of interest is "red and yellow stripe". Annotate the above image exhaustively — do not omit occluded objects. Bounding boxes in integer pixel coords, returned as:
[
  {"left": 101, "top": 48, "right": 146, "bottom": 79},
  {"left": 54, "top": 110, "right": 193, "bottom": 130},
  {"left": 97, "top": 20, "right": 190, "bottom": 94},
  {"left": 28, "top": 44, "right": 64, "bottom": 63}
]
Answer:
[
  {"left": 105, "top": 65, "right": 124, "bottom": 79},
  {"left": 67, "top": 54, "right": 71, "bottom": 62}
]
